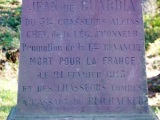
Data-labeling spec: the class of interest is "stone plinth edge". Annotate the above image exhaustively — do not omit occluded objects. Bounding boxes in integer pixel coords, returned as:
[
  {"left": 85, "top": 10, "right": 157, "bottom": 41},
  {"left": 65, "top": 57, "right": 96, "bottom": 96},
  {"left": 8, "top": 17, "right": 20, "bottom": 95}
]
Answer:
[{"left": 7, "top": 106, "right": 159, "bottom": 120}]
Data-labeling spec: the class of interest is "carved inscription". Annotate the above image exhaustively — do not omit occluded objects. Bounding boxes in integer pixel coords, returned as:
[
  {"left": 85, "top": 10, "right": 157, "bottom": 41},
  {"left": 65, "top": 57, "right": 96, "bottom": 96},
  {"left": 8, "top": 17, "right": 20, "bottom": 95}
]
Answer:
[
  {"left": 18, "top": 0, "right": 147, "bottom": 113},
  {"left": 30, "top": 0, "right": 135, "bottom": 12},
  {"left": 22, "top": 85, "right": 144, "bottom": 93},
  {"left": 22, "top": 96, "right": 147, "bottom": 108}
]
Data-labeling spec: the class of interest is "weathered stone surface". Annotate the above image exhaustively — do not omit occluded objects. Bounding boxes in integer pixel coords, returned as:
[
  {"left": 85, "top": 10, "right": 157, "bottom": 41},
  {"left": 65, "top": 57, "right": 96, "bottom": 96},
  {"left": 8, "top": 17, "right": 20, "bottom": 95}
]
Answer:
[
  {"left": 7, "top": 107, "right": 158, "bottom": 120},
  {"left": 7, "top": 0, "right": 158, "bottom": 119}
]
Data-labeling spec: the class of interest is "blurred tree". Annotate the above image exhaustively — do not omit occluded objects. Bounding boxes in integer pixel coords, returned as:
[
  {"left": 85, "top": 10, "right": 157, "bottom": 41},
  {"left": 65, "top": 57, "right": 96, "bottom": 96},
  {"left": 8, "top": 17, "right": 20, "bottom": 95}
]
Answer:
[
  {"left": 144, "top": 0, "right": 160, "bottom": 49},
  {"left": 0, "top": 0, "right": 21, "bottom": 50}
]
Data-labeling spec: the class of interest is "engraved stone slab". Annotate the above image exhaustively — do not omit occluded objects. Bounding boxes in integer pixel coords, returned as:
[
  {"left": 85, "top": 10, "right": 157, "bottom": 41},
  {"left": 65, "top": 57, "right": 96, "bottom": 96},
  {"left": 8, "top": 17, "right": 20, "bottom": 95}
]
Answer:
[{"left": 7, "top": 0, "right": 158, "bottom": 120}]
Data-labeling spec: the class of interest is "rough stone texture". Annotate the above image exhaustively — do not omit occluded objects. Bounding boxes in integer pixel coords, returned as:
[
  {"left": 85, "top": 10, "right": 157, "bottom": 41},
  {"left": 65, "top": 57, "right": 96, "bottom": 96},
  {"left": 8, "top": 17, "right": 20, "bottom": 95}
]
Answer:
[
  {"left": 8, "top": 0, "right": 158, "bottom": 119},
  {"left": 7, "top": 107, "right": 158, "bottom": 120}
]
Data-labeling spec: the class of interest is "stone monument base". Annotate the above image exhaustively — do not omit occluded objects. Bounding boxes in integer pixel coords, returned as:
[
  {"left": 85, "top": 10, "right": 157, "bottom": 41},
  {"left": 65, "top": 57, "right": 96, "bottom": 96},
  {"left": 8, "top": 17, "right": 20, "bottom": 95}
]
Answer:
[{"left": 7, "top": 107, "right": 158, "bottom": 120}]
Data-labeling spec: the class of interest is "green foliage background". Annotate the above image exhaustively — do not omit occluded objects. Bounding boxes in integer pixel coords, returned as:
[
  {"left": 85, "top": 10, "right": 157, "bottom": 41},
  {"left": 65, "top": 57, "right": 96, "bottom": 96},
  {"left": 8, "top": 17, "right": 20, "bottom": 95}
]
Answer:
[
  {"left": 144, "top": 0, "right": 160, "bottom": 49},
  {"left": 0, "top": 0, "right": 21, "bottom": 50}
]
